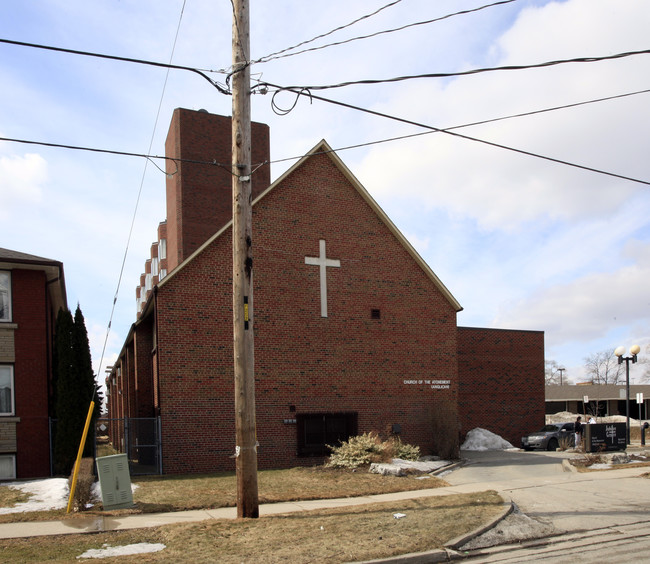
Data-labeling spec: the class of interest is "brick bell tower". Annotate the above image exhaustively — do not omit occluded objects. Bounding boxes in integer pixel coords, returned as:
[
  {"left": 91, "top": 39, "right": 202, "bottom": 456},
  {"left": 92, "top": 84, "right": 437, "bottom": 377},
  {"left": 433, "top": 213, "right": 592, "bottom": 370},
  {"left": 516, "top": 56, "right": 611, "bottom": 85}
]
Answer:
[{"left": 164, "top": 108, "right": 271, "bottom": 272}]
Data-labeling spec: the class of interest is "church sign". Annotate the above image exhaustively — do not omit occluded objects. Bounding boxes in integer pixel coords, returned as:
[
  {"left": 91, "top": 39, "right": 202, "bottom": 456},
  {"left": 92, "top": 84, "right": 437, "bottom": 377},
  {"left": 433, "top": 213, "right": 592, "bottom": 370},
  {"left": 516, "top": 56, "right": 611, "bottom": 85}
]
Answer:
[
  {"left": 403, "top": 379, "right": 451, "bottom": 390},
  {"left": 584, "top": 423, "right": 626, "bottom": 452}
]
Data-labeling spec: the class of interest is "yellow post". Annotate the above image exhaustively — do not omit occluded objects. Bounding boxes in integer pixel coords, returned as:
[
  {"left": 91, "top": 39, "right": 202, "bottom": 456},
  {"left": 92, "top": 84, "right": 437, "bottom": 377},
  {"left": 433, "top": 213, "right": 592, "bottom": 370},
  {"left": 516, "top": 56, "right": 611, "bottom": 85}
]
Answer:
[{"left": 66, "top": 401, "right": 95, "bottom": 514}]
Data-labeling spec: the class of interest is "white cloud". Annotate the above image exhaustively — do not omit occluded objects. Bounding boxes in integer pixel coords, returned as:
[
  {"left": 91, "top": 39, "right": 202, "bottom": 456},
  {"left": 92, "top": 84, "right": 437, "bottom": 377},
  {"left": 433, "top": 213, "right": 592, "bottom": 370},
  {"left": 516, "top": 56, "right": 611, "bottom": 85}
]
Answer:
[
  {"left": 356, "top": 0, "right": 650, "bottom": 231},
  {"left": 494, "top": 258, "right": 650, "bottom": 346},
  {"left": 0, "top": 153, "right": 47, "bottom": 218},
  {"left": 2, "top": 0, "right": 648, "bottom": 382}
]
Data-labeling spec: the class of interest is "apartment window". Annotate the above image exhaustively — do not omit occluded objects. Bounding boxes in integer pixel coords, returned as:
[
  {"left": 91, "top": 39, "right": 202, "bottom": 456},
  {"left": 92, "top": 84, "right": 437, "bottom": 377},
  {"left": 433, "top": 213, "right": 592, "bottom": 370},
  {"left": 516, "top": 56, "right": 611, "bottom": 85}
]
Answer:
[
  {"left": 159, "top": 268, "right": 167, "bottom": 281},
  {"left": 0, "top": 366, "right": 14, "bottom": 416},
  {"left": 0, "top": 271, "right": 10, "bottom": 322},
  {"left": 151, "top": 257, "right": 159, "bottom": 277},
  {"left": 297, "top": 412, "right": 357, "bottom": 456},
  {"left": 159, "top": 238, "right": 167, "bottom": 260},
  {"left": 0, "top": 455, "right": 15, "bottom": 480}
]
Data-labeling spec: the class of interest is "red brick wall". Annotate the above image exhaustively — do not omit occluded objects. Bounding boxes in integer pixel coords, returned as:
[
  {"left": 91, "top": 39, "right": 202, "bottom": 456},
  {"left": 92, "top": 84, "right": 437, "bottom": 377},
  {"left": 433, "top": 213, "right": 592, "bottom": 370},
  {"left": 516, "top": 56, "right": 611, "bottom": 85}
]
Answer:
[
  {"left": 134, "top": 317, "right": 154, "bottom": 418},
  {"left": 457, "top": 326, "right": 545, "bottom": 447},
  {"left": 154, "top": 152, "right": 460, "bottom": 474},
  {"left": 164, "top": 108, "right": 271, "bottom": 272},
  {"left": 12, "top": 269, "right": 51, "bottom": 478}
]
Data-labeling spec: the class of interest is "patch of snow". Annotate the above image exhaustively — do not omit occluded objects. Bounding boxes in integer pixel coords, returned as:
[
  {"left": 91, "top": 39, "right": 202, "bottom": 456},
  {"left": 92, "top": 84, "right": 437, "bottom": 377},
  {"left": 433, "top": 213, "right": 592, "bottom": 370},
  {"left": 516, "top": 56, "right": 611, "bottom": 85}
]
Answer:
[
  {"left": 369, "top": 458, "right": 452, "bottom": 476},
  {"left": 461, "top": 428, "right": 514, "bottom": 451},
  {"left": 77, "top": 543, "right": 166, "bottom": 559},
  {"left": 0, "top": 478, "right": 138, "bottom": 514},
  {"left": 390, "top": 458, "right": 451, "bottom": 472},
  {"left": 370, "top": 463, "right": 405, "bottom": 477},
  {"left": 0, "top": 478, "right": 69, "bottom": 514}
]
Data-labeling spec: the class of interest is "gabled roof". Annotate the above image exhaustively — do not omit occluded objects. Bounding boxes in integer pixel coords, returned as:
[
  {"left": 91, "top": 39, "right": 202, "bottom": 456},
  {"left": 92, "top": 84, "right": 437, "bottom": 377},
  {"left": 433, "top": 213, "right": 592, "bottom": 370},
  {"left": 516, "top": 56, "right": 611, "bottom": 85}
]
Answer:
[
  {"left": 155, "top": 139, "right": 462, "bottom": 312},
  {"left": 0, "top": 247, "right": 67, "bottom": 313}
]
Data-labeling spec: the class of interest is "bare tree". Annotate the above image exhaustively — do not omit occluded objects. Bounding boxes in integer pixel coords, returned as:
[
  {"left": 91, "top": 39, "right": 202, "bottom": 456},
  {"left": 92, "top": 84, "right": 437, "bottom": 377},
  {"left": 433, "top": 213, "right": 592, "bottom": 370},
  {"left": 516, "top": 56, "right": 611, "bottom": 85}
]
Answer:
[
  {"left": 545, "top": 360, "right": 572, "bottom": 386},
  {"left": 637, "top": 344, "right": 650, "bottom": 384},
  {"left": 583, "top": 349, "right": 625, "bottom": 385}
]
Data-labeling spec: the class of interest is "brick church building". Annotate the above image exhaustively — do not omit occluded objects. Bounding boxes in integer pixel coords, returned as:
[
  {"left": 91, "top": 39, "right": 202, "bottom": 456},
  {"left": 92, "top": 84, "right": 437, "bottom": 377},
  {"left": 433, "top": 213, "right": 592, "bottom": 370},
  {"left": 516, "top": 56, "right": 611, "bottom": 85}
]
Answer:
[{"left": 106, "top": 108, "right": 544, "bottom": 475}]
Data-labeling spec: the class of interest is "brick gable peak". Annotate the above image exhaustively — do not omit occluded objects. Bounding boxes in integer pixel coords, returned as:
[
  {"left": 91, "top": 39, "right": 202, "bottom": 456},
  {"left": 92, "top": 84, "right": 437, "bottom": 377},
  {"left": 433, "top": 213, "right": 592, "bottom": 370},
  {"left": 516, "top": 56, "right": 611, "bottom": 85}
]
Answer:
[{"left": 157, "top": 138, "right": 462, "bottom": 313}]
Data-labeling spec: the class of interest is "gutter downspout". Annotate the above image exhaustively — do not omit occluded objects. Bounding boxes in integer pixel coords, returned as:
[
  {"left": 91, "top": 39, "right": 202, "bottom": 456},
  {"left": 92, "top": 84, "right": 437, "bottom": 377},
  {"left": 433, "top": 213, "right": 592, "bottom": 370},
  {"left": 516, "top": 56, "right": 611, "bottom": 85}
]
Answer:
[{"left": 153, "top": 285, "right": 163, "bottom": 474}]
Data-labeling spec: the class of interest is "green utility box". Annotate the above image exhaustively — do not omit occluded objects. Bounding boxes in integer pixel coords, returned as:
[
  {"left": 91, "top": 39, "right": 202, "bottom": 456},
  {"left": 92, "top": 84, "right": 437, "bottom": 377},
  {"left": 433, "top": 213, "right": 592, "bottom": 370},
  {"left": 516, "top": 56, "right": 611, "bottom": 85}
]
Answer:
[{"left": 96, "top": 454, "right": 134, "bottom": 510}]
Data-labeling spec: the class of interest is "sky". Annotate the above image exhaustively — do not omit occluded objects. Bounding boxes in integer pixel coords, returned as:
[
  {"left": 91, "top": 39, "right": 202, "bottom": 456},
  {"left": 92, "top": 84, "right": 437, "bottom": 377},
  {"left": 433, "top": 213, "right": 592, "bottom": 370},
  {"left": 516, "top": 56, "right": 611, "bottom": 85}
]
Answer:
[{"left": 1, "top": 0, "right": 649, "bottom": 389}]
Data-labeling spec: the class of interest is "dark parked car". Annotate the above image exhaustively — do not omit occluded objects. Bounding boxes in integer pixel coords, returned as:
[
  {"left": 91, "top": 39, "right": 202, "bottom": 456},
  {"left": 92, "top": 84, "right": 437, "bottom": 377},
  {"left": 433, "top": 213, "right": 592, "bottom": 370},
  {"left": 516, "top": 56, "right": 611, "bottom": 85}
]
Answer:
[{"left": 521, "top": 422, "right": 575, "bottom": 451}]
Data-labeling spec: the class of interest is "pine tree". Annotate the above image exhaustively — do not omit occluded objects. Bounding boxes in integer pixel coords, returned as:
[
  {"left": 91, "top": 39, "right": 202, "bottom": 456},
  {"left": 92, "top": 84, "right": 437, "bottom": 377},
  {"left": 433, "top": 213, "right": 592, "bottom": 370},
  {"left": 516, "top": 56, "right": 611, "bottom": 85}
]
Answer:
[
  {"left": 72, "top": 305, "right": 99, "bottom": 457},
  {"left": 53, "top": 305, "right": 99, "bottom": 474}
]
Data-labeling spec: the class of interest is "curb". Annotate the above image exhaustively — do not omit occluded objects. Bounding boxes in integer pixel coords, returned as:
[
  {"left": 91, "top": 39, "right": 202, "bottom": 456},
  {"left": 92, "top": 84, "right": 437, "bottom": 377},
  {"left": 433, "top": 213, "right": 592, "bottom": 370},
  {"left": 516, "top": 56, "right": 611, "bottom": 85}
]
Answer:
[
  {"left": 445, "top": 494, "right": 514, "bottom": 551},
  {"left": 431, "top": 460, "right": 466, "bottom": 476},
  {"left": 562, "top": 459, "right": 578, "bottom": 473},
  {"left": 351, "top": 494, "right": 514, "bottom": 563}
]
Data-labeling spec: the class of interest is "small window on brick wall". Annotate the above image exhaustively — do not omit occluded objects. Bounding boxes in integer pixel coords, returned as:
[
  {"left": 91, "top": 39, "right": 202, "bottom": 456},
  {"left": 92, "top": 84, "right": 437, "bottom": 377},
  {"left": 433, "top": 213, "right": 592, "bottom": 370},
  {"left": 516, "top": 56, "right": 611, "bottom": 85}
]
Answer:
[
  {"left": 0, "top": 366, "right": 14, "bottom": 416},
  {"left": 296, "top": 412, "right": 358, "bottom": 456},
  {"left": 371, "top": 309, "right": 381, "bottom": 320},
  {"left": 0, "top": 455, "right": 15, "bottom": 480},
  {"left": 0, "top": 271, "right": 11, "bottom": 322}
]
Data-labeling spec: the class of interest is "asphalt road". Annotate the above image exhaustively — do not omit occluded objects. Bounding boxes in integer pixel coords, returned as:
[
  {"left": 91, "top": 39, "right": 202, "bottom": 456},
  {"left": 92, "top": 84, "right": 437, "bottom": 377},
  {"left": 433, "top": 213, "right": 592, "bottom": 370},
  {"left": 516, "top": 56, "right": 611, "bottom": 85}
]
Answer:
[{"left": 444, "top": 449, "right": 650, "bottom": 563}]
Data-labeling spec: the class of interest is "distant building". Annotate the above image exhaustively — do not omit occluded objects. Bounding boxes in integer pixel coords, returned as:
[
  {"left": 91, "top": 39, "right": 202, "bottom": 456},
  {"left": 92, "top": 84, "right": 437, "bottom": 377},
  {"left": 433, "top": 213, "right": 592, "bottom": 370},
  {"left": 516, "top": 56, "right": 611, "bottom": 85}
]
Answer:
[
  {"left": 106, "top": 108, "right": 545, "bottom": 474},
  {"left": 0, "top": 248, "right": 67, "bottom": 479},
  {"left": 546, "top": 384, "right": 650, "bottom": 419}
]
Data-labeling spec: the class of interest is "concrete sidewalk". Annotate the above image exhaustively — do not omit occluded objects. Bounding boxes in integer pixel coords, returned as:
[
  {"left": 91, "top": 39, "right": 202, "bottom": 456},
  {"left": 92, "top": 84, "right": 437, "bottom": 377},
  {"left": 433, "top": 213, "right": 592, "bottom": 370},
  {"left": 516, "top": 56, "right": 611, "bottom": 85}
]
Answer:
[{"left": 0, "top": 483, "right": 507, "bottom": 541}]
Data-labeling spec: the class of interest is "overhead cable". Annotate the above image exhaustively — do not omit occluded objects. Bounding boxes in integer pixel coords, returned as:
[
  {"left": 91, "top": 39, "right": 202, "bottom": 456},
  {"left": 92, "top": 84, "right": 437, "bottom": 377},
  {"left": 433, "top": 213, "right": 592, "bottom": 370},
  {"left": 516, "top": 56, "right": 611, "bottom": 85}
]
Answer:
[
  {"left": 262, "top": 82, "right": 650, "bottom": 187},
  {"left": 261, "top": 48, "right": 650, "bottom": 91},
  {"left": 0, "top": 136, "right": 234, "bottom": 175},
  {"left": 254, "top": 0, "right": 518, "bottom": 64},
  {"left": 95, "top": 0, "right": 187, "bottom": 383},
  {"left": 268, "top": 87, "right": 650, "bottom": 166},
  {"left": 254, "top": 0, "right": 403, "bottom": 64},
  {"left": 0, "top": 37, "right": 231, "bottom": 95}
]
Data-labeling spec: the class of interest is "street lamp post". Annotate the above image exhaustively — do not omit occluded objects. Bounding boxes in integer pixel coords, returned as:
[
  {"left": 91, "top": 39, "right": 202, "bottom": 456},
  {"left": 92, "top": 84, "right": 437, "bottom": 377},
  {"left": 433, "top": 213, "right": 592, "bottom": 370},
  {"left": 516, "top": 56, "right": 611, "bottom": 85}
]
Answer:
[{"left": 615, "top": 345, "right": 641, "bottom": 445}]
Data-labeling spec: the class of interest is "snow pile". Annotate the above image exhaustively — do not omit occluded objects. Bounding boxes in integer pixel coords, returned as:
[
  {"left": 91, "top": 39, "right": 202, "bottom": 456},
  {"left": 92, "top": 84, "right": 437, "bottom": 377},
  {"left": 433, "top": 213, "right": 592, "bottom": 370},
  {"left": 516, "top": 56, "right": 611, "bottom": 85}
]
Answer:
[
  {"left": 546, "top": 411, "right": 639, "bottom": 425},
  {"left": 77, "top": 543, "right": 165, "bottom": 559},
  {"left": 461, "top": 428, "right": 514, "bottom": 451},
  {"left": 0, "top": 478, "right": 69, "bottom": 514}
]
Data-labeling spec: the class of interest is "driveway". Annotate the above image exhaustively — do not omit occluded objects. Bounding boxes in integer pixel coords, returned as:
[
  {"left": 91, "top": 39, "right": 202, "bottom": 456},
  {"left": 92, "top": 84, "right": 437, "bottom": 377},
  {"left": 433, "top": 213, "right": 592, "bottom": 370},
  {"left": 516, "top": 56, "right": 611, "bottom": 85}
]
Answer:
[{"left": 444, "top": 448, "right": 650, "bottom": 552}]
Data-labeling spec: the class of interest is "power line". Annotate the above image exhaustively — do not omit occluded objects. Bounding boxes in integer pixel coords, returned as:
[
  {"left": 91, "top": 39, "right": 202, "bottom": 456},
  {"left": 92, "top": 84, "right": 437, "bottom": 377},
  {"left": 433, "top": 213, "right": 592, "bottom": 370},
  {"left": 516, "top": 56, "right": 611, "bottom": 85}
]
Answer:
[
  {"left": 0, "top": 136, "right": 235, "bottom": 175},
  {"left": 268, "top": 87, "right": 650, "bottom": 164},
  {"left": 95, "top": 0, "right": 188, "bottom": 384},
  {"left": 253, "top": 0, "right": 403, "bottom": 64},
  {"left": 262, "top": 83, "right": 650, "bottom": 187},
  {"left": 254, "top": 0, "right": 518, "bottom": 64},
  {"left": 4, "top": 87, "right": 649, "bottom": 184},
  {"left": 0, "top": 37, "right": 232, "bottom": 95},
  {"left": 260, "top": 48, "right": 650, "bottom": 91}
]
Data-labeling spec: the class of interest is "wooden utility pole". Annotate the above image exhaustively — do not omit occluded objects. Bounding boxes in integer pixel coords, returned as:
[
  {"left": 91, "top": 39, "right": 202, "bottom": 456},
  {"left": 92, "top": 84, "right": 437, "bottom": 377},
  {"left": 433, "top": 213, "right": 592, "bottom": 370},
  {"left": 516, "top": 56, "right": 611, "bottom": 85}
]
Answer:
[{"left": 231, "top": 0, "right": 259, "bottom": 518}]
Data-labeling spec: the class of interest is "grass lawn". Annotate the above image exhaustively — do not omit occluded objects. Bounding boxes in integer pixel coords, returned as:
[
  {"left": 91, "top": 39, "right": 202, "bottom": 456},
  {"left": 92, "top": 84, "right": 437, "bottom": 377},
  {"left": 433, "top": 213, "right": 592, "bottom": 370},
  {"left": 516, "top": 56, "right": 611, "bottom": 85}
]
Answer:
[
  {"left": 0, "top": 490, "right": 504, "bottom": 563},
  {"left": 0, "top": 465, "right": 507, "bottom": 562}
]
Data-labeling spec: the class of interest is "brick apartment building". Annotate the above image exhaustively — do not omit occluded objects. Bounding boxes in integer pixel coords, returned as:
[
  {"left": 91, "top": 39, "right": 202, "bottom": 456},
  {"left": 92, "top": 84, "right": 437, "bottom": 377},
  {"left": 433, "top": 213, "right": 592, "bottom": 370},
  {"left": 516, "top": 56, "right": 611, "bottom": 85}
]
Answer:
[
  {"left": 0, "top": 248, "right": 67, "bottom": 479},
  {"left": 106, "top": 108, "right": 544, "bottom": 474}
]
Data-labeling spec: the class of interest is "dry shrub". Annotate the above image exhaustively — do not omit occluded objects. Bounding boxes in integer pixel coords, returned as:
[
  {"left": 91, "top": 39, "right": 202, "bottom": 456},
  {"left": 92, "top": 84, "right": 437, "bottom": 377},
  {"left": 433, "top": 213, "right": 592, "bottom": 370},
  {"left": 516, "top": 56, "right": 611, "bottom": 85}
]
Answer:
[
  {"left": 431, "top": 403, "right": 460, "bottom": 460},
  {"left": 326, "top": 432, "right": 420, "bottom": 469},
  {"left": 385, "top": 437, "right": 421, "bottom": 461},
  {"left": 558, "top": 435, "right": 573, "bottom": 451},
  {"left": 68, "top": 457, "right": 95, "bottom": 512},
  {"left": 571, "top": 452, "right": 604, "bottom": 468}
]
